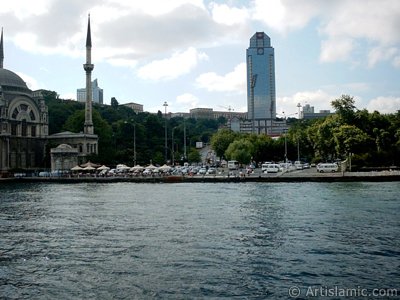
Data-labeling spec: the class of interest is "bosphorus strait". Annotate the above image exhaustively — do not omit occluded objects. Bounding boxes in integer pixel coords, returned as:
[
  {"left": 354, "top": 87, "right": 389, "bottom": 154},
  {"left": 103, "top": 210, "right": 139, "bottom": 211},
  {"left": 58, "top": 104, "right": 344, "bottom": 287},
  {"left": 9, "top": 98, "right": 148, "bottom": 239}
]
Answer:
[{"left": 1, "top": 182, "right": 399, "bottom": 299}]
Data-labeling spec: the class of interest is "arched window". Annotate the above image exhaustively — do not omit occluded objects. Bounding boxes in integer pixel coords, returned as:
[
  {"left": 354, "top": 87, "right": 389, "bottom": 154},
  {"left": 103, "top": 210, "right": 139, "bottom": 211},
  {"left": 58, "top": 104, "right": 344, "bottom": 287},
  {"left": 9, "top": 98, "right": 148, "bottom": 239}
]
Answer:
[{"left": 21, "top": 120, "right": 27, "bottom": 137}]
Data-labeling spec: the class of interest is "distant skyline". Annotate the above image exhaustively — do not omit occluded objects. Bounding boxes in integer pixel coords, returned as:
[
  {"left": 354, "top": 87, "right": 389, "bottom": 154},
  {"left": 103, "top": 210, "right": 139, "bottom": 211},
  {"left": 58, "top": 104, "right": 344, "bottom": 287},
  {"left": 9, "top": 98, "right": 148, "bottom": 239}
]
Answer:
[{"left": 1, "top": 0, "right": 400, "bottom": 116}]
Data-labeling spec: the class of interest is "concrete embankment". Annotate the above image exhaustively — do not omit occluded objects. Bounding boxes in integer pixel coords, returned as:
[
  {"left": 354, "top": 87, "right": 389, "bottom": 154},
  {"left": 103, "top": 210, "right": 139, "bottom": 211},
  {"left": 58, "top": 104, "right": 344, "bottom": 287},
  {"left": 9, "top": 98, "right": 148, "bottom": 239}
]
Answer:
[{"left": 3, "top": 171, "right": 400, "bottom": 183}]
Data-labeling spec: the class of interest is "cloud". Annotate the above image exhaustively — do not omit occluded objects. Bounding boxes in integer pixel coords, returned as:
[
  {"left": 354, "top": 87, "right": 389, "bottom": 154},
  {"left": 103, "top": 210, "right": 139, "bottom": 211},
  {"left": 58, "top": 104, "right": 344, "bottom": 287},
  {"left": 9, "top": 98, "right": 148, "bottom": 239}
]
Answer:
[
  {"left": 252, "top": 0, "right": 320, "bottom": 33},
  {"left": 277, "top": 90, "right": 337, "bottom": 117},
  {"left": 16, "top": 71, "right": 40, "bottom": 90},
  {"left": 174, "top": 93, "right": 200, "bottom": 111},
  {"left": 251, "top": 0, "right": 400, "bottom": 66},
  {"left": 105, "top": 0, "right": 205, "bottom": 17},
  {"left": 317, "top": 0, "right": 400, "bottom": 65},
  {"left": 209, "top": 3, "right": 249, "bottom": 26},
  {"left": 0, "top": 0, "right": 51, "bottom": 20},
  {"left": 196, "top": 63, "right": 246, "bottom": 93},
  {"left": 366, "top": 96, "right": 400, "bottom": 114},
  {"left": 367, "top": 46, "right": 400, "bottom": 68},
  {"left": 319, "top": 38, "right": 354, "bottom": 63},
  {"left": 137, "top": 47, "right": 208, "bottom": 81}
]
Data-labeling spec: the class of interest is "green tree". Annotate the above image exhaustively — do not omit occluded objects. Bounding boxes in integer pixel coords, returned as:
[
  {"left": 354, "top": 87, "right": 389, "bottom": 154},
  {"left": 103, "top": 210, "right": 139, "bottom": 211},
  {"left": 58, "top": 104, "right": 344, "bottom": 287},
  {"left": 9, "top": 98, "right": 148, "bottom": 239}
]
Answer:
[
  {"left": 111, "top": 97, "right": 119, "bottom": 108},
  {"left": 225, "top": 139, "right": 253, "bottom": 165},
  {"left": 188, "top": 148, "right": 201, "bottom": 163},
  {"left": 333, "top": 125, "right": 370, "bottom": 158},
  {"left": 306, "top": 115, "right": 341, "bottom": 161},
  {"left": 63, "top": 109, "right": 114, "bottom": 163},
  {"left": 331, "top": 94, "right": 357, "bottom": 124},
  {"left": 210, "top": 129, "right": 238, "bottom": 159}
]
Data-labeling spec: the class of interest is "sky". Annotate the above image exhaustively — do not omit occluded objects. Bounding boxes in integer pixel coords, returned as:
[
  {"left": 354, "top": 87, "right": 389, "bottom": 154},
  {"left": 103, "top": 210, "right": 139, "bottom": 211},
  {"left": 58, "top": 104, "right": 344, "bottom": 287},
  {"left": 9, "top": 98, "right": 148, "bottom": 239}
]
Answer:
[{"left": 1, "top": 0, "right": 400, "bottom": 117}]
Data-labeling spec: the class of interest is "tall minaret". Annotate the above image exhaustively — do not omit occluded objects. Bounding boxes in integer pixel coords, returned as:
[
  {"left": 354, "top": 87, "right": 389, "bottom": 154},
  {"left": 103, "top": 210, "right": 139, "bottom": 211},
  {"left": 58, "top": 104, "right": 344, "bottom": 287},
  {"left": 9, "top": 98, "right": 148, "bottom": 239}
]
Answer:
[
  {"left": 0, "top": 28, "right": 4, "bottom": 69},
  {"left": 83, "top": 15, "right": 94, "bottom": 135}
]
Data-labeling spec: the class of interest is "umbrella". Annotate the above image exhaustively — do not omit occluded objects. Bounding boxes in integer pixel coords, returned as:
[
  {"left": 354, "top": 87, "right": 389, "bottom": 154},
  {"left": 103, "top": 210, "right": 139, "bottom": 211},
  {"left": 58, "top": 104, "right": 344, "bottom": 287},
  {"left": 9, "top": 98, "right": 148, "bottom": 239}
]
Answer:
[
  {"left": 97, "top": 165, "right": 110, "bottom": 171},
  {"left": 81, "top": 161, "right": 100, "bottom": 168},
  {"left": 159, "top": 164, "right": 171, "bottom": 172},
  {"left": 71, "top": 165, "right": 83, "bottom": 171},
  {"left": 130, "top": 165, "right": 144, "bottom": 172},
  {"left": 83, "top": 166, "right": 96, "bottom": 171},
  {"left": 146, "top": 164, "right": 157, "bottom": 170}
]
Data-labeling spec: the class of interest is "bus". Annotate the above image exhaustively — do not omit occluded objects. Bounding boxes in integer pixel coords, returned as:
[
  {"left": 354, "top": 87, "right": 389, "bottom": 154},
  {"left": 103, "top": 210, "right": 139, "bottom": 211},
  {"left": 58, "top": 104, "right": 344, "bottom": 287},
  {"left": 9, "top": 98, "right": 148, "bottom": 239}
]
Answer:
[{"left": 228, "top": 160, "right": 239, "bottom": 170}]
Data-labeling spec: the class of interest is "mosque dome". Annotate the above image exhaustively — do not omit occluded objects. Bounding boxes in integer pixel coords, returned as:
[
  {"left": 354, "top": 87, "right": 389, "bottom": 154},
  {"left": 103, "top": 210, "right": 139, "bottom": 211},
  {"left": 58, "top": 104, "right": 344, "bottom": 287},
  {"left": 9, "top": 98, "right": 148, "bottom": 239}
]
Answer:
[{"left": 0, "top": 68, "right": 31, "bottom": 94}]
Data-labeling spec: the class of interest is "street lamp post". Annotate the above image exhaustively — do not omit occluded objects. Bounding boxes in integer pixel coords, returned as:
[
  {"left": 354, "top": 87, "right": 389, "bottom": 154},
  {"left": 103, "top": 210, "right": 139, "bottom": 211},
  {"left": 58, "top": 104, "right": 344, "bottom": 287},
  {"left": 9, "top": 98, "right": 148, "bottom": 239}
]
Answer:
[
  {"left": 284, "top": 129, "right": 288, "bottom": 163},
  {"left": 133, "top": 123, "right": 136, "bottom": 166},
  {"left": 163, "top": 101, "right": 168, "bottom": 163},
  {"left": 297, "top": 135, "right": 300, "bottom": 162},
  {"left": 171, "top": 127, "right": 175, "bottom": 166},
  {"left": 183, "top": 119, "right": 187, "bottom": 160}
]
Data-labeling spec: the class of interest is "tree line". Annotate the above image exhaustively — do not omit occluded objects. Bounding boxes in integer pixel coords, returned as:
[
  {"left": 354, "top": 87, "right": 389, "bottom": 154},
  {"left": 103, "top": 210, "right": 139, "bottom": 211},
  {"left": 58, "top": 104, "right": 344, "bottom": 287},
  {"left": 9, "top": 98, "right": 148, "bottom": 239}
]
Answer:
[
  {"left": 211, "top": 95, "right": 400, "bottom": 170},
  {"left": 43, "top": 91, "right": 225, "bottom": 166}
]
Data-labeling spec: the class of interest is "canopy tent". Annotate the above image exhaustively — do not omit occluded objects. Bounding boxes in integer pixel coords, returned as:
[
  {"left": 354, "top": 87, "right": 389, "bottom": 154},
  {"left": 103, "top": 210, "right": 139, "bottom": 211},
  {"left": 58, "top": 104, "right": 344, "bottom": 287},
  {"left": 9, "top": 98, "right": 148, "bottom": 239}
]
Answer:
[
  {"left": 146, "top": 164, "right": 157, "bottom": 170},
  {"left": 83, "top": 166, "right": 96, "bottom": 171},
  {"left": 81, "top": 161, "right": 100, "bottom": 168},
  {"left": 71, "top": 165, "right": 83, "bottom": 171},
  {"left": 130, "top": 165, "right": 144, "bottom": 172},
  {"left": 159, "top": 164, "right": 171, "bottom": 172},
  {"left": 97, "top": 165, "right": 110, "bottom": 171}
]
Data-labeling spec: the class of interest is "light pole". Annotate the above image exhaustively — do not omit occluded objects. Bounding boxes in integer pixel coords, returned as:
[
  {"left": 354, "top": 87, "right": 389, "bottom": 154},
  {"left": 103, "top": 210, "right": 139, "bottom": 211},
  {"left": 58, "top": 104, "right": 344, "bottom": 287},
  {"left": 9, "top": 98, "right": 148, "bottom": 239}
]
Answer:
[
  {"left": 297, "top": 135, "right": 300, "bottom": 162},
  {"left": 284, "top": 129, "right": 288, "bottom": 163},
  {"left": 163, "top": 101, "right": 168, "bottom": 163},
  {"left": 171, "top": 127, "right": 176, "bottom": 166},
  {"left": 133, "top": 123, "right": 136, "bottom": 166},
  {"left": 183, "top": 118, "right": 187, "bottom": 160}
]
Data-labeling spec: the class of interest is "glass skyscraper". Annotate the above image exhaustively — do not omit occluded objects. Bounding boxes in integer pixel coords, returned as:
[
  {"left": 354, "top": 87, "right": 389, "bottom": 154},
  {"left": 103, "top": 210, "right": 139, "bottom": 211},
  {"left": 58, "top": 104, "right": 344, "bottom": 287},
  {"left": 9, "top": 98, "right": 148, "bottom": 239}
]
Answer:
[{"left": 247, "top": 32, "right": 276, "bottom": 134}]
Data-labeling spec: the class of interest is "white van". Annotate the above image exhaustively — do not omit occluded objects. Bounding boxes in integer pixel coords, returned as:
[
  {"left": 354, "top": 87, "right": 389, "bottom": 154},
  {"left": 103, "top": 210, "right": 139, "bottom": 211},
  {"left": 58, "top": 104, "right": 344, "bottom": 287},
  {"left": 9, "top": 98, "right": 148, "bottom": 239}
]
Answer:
[
  {"left": 294, "top": 161, "right": 303, "bottom": 170},
  {"left": 264, "top": 164, "right": 281, "bottom": 173},
  {"left": 261, "top": 162, "right": 272, "bottom": 172},
  {"left": 228, "top": 160, "right": 239, "bottom": 170},
  {"left": 317, "top": 163, "right": 339, "bottom": 173}
]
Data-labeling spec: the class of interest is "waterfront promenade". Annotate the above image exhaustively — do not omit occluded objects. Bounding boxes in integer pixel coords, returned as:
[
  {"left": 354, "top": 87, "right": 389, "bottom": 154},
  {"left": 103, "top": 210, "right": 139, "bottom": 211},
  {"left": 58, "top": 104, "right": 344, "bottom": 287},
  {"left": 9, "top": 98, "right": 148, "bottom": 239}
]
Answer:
[{"left": 4, "top": 168, "right": 400, "bottom": 183}]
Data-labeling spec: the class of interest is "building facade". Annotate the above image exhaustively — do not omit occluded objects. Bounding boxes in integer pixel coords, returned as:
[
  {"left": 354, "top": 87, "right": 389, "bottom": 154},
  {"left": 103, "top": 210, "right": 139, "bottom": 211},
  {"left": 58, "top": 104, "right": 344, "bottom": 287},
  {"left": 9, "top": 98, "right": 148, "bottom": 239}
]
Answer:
[
  {"left": 122, "top": 102, "right": 144, "bottom": 113},
  {"left": 77, "top": 78, "right": 103, "bottom": 104},
  {"left": 0, "top": 30, "right": 49, "bottom": 175},
  {"left": 246, "top": 32, "right": 277, "bottom": 134},
  {"left": 300, "top": 104, "right": 333, "bottom": 120}
]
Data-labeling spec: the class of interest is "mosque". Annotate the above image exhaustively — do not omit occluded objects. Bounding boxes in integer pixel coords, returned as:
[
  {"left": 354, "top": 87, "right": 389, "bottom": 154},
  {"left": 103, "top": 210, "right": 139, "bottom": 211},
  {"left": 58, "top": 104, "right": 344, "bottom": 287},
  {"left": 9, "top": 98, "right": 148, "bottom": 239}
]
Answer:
[{"left": 0, "top": 16, "right": 98, "bottom": 176}]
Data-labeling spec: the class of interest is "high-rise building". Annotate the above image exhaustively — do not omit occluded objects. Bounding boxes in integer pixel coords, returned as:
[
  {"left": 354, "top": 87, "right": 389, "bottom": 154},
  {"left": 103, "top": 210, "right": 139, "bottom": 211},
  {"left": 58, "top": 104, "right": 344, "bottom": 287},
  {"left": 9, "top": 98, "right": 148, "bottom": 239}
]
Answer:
[
  {"left": 246, "top": 32, "right": 276, "bottom": 134},
  {"left": 77, "top": 78, "right": 103, "bottom": 104}
]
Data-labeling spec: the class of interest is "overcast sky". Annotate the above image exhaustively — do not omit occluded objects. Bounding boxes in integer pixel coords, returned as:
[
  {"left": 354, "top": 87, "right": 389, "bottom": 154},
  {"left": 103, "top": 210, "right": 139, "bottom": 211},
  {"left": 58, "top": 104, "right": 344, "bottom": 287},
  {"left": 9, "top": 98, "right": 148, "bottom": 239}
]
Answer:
[{"left": 2, "top": 0, "right": 400, "bottom": 116}]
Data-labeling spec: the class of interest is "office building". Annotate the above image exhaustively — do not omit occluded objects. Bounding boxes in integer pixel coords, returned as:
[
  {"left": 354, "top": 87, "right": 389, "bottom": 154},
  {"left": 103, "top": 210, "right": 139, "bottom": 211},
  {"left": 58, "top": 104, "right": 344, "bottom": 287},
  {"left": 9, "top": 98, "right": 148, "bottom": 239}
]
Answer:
[
  {"left": 77, "top": 78, "right": 103, "bottom": 104},
  {"left": 122, "top": 102, "right": 144, "bottom": 113},
  {"left": 300, "top": 104, "right": 333, "bottom": 120},
  {"left": 246, "top": 32, "right": 276, "bottom": 134}
]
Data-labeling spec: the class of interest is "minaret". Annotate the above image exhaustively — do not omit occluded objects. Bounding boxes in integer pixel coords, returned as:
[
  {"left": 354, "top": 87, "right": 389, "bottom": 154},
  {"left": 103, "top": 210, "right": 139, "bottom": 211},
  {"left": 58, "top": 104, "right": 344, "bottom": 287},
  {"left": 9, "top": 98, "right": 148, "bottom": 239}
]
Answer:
[
  {"left": 0, "top": 28, "right": 4, "bottom": 69},
  {"left": 83, "top": 15, "right": 94, "bottom": 135}
]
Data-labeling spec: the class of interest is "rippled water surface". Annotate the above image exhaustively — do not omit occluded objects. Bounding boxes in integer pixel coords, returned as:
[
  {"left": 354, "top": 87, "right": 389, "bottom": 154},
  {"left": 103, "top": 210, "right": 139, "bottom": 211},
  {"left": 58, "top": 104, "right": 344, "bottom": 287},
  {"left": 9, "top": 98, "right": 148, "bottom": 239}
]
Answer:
[{"left": 1, "top": 182, "right": 399, "bottom": 299}]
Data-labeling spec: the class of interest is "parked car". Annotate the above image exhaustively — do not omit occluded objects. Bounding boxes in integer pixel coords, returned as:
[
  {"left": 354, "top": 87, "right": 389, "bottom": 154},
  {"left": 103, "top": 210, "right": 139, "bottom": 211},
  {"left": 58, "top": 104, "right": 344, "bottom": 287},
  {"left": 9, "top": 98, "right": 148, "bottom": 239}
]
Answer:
[
  {"left": 207, "top": 168, "right": 216, "bottom": 175},
  {"left": 198, "top": 168, "right": 207, "bottom": 175},
  {"left": 294, "top": 161, "right": 303, "bottom": 170}
]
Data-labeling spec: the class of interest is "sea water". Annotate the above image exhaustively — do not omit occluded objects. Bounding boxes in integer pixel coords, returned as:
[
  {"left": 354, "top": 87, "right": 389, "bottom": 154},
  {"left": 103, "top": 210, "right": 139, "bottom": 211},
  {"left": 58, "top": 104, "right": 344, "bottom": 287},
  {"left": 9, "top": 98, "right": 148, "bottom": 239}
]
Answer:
[{"left": 1, "top": 182, "right": 399, "bottom": 299}]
